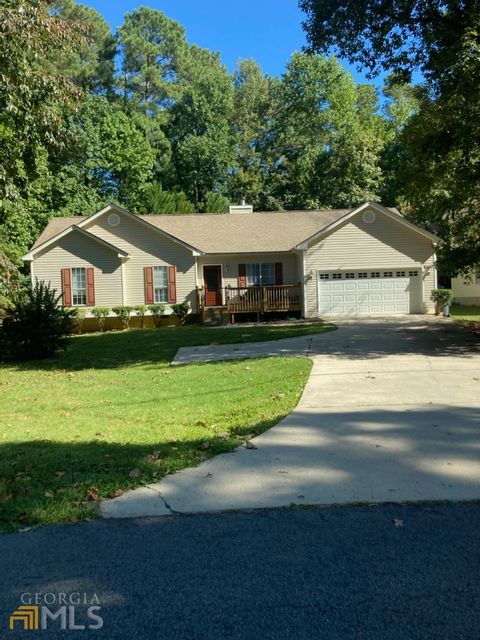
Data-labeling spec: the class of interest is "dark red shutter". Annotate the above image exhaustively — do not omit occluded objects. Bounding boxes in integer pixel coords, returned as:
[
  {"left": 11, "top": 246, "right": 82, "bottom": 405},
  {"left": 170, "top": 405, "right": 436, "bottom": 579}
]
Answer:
[
  {"left": 86, "top": 267, "right": 95, "bottom": 305},
  {"left": 168, "top": 266, "right": 177, "bottom": 303},
  {"left": 238, "top": 264, "right": 247, "bottom": 288},
  {"left": 275, "top": 263, "right": 283, "bottom": 285},
  {"left": 144, "top": 267, "right": 154, "bottom": 304},
  {"left": 61, "top": 268, "right": 72, "bottom": 306}
]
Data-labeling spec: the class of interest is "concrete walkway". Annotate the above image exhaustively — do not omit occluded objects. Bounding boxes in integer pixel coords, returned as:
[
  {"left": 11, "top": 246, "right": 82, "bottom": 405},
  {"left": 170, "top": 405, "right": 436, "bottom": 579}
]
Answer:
[{"left": 101, "top": 317, "right": 480, "bottom": 518}]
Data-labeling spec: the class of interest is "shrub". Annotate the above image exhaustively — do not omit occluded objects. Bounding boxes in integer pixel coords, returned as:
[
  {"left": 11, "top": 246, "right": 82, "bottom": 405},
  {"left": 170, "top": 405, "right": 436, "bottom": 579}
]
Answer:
[
  {"left": 147, "top": 303, "right": 166, "bottom": 327},
  {"left": 134, "top": 304, "right": 147, "bottom": 328},
  {"left": 112, "top": 305, "right": 134, "bottom": 329},
  {"left": 69, "top": 307, "right": 88, "bottom": 334},
  {"left": 0, "top": 248, "right": 27, "bottom": 319},
  {"left": 91, "top": 306, "right": 110, "bottom": 331},
  {"left": 0, "top": 281, "right": 75, "bottom": 360},
  {"left": 431, "top": 288, "right": 453, "bottom": 312},
  {"left": 171, "top": 302, "right": 190, "bottom": 324}
]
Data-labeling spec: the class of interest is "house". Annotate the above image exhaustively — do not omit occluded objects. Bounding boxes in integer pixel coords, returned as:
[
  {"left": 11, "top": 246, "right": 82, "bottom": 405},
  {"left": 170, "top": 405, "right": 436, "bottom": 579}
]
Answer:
[
  {"left": 452, "top": 274, "right": 480, "bottom": 306},
  {"left": 22, "top": 201, "right": 440, "bottom": 321}
]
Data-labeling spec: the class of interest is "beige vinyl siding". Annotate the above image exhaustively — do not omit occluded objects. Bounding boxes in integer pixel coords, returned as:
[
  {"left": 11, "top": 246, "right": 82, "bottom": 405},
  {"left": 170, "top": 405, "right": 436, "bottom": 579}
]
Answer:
[
  {"left": 31, "top": 231, "right": 123, "bottom": 306},
  {"left": 452, "top": 274, "right": 480, "bottom": 305},
  {"left": 304, "top": 210, "right": 437, "bottom": 317},
  {"left": 196, "top": 253, "right": 301, "bottom": 290},
  {"left": 84, "top": 213, "right": 197, "bottom": 310}
]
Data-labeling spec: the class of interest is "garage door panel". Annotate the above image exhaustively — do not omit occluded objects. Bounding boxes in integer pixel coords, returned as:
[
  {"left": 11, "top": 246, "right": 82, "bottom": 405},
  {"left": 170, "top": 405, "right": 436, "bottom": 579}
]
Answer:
[{"left": 318, "top": 271, "right": 420, "bottom": 315}]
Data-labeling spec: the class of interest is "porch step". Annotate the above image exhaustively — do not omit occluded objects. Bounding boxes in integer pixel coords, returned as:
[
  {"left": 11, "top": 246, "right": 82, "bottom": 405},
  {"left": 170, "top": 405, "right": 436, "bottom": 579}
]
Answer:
[{"left": 202, "top": 307, "right": 229, "bottom": 326}]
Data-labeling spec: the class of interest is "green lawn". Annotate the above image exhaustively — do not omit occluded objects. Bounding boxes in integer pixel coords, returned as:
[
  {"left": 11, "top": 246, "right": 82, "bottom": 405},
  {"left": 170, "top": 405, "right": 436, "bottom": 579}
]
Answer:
[
  {"left": 451, "top": 303, "right": 480, "bottom": 321},
  {"left": 0, "top": 323, "right": 333, "bottom": 532}
]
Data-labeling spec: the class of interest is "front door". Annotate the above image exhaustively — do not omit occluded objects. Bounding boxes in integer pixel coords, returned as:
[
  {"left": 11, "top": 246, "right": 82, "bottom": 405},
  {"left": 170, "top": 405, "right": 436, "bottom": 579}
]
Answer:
[{"left": 203, "top": 265, "right": 223, "bottom": 306}]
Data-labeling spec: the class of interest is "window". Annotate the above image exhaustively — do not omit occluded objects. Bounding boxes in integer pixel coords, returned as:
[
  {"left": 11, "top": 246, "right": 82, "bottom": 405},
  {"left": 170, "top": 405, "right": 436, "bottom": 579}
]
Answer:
[
  {"left": 396, "top": 271, "right": 406, "bottom": 277},
  {"left": 246, "top": 263, "right": 275, "bottom": 286},
  {"left": 357, "top": 272, "right": 368, "bottom": 279},
  {"left": 72, "top": 267, "right": 86, "bottom": 306},
  {"left": 153, "top": 266, "right": 168, "bottom": 302},
  {"left": 409, "top": 270, "right": 418, "bottom": 277},
  {"left": 345, "top": 273, "right": 355, "bottom": 279},
  {"left": 370, "top": 272, "right": 380, "bottom": 278},
  {"left": 332, "top": 273, "right": 343, "bottom": 279},
  {"left": 318, "top": 273, "right": 330, "bottom": 280},
  {"left": 383, "top": 272, "right": 393, "bottom": 278}
]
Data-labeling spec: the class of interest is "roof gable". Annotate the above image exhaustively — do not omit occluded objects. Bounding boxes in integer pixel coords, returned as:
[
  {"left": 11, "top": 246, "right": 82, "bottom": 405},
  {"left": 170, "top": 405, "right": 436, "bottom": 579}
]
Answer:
[
  {"left": 295, "top": 202, "right": 440, "bottom": 249},
  {"left": 78, "top": 204, "right": 203, "bottom": 255},
  {"left": 22, "top": 225, "right": 130, "bottom": 261}
]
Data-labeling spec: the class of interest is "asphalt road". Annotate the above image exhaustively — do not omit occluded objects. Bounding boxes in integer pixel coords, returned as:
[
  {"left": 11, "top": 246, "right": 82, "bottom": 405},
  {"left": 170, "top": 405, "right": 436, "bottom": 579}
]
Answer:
[{"left": 1, "top": 503, "right": 480, "bottom": 639}]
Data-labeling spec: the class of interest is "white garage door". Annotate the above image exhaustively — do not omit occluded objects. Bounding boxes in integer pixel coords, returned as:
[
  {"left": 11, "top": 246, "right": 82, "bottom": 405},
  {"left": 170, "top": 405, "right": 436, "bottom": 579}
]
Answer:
[{"left": 317, "top": 270, "right": 421, "bottom": 315}]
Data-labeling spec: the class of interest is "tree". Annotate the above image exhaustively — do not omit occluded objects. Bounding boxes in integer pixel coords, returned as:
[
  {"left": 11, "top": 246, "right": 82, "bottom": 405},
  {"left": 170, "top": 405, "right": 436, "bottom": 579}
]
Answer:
[
  {"left": 299, "top": 0, "right": 479, "bottom": 83},
  {"left": 273, "top": 53, "right": 385, "bottom": 209},
  {"left": 230, "top": 60, "right": 278, "bottom": 208},
  {"left": 73, "top": 96, "right": 156, "bottom": 211},
  {"left": 201, "top": 192, "right": 230, "bottom": 214},
  {"left": 118, "top": 7, "right": 188, "bottom": 114},
  {"left": 117, "top": 7, "right": 189, "bottom": 177},
  {"left": 50, "top": 0, "right": 116, "bottom": 94},
  {"left": 299, "top": 0, "right": 480, "bottom": 273},
  {"left": 168, "top": 46, "right": 235, "bottom": 210},
  {"left": 0, "top": 240, "right": 23, "bottom": 313},
  {"left": 379, "top": 77, "right": 419, "bottom": 206},
  {"left": 399, "top": 75, "right": 480, "bottom": 274},
  {"left": 0, "top": 0, "right": 80, "bottom": 205},
  {"left": 144, "top": 182, "right": 194, "bottom": 214}
]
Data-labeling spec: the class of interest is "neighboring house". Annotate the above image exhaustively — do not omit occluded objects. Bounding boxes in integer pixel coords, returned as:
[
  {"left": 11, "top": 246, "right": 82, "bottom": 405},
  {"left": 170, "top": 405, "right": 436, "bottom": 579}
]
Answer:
[
  {"left": 452, "top": 274, "right": 480, "bottom": 306},
  {"left": 22, "top": 201, "right": 440, "bottom": 320}
]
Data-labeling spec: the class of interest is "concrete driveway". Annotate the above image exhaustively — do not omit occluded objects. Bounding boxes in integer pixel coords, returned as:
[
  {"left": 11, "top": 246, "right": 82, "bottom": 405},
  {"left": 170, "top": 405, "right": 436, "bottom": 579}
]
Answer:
[{"left": 102, "top": 317, "right": 480, "bottom": 518}]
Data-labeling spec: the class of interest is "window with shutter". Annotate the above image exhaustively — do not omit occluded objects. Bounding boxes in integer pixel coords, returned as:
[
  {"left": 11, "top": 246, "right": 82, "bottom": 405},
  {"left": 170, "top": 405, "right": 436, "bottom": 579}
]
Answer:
[
  {"left": 246, "top": 263, "right": 275, "bottom": 286},
  {"left": 71, "top": 268, "right": 87, "bottom": 305},
  {"left": 168, "top": 266, "right": 176, "bottom": 303},
  {"left": 153, "top": 266, "right": 168, "bottom": 303},
  {"left": 61, "top": 268, "right": 72, "bottom": 306}
]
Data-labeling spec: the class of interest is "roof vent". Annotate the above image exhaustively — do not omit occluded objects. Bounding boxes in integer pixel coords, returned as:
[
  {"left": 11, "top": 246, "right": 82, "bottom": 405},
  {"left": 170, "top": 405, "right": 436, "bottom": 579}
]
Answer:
[{"left": 229, "top": 202, "right": 253, "bottom": 214}]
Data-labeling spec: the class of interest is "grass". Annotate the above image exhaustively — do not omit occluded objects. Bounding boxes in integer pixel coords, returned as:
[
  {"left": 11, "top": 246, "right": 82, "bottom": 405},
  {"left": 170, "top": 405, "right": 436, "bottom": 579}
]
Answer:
[
  {"left": 0, "top": 323, "right": 334, "bottom": 532},
  {"left": 451, "top": 303, "right": 480, "bottom": 321}
]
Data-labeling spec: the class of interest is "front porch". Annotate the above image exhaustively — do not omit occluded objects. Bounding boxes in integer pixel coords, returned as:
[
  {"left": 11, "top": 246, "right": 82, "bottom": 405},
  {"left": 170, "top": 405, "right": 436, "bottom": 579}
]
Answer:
[{"left": 196, "top": 284, "right": 303, "bottom": 324}]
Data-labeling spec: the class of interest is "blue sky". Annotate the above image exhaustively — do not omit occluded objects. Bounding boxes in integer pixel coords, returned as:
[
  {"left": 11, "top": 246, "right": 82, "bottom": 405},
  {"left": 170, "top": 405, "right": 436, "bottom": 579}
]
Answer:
[{"left": 81, "top": 0, "right": 381, "bottom": 87}]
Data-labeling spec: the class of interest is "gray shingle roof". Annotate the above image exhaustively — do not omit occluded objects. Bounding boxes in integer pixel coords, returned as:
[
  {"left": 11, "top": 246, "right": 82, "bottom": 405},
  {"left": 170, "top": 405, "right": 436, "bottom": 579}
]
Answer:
[{"left": 32, "top": 209, "right": 354, "bottom": 253}]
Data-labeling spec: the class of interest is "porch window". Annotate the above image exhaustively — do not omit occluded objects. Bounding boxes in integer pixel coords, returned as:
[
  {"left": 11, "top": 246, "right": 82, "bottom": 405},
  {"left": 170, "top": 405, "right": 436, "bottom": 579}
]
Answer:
[
  {"left": 153, "top": 266, "right": 168, "bottom": 302},
  {"left": 246, "top": 263, "right": 275, "bottom": 286},
  {"left": 72, "top": 267, "right": 87, "bottom": 306}
]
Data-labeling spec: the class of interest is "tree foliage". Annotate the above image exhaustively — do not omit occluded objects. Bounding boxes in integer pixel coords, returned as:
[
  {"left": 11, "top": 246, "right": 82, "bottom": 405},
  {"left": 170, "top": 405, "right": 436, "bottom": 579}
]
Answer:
[
  {"left": 300, "top": 0, "right": 480, "bottom": 274},
  {"left": 4, "top": 1, "right": 475, "bottom": 277},
  {"left": 50, "top": 0, "right": 116, "bottom": 93}
]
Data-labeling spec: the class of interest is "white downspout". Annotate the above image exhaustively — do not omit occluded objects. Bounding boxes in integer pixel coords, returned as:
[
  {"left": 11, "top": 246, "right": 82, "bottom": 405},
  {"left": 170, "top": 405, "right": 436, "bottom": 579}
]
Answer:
[
  {"left": 120, "top": 258, "right": 127, "bottom": 305},
  {"left": 300, "top": 250, "right": 307, "bottom": 318}
]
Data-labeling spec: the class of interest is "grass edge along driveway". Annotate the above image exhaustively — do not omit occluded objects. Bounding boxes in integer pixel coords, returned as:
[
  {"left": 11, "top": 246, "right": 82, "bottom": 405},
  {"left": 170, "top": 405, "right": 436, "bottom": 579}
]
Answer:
[
  {"left": 0, "top": 323, "right": 334, "bottom": 532},
  {"left": 451, "top": 303, "right": 480, "bottom": 337}
]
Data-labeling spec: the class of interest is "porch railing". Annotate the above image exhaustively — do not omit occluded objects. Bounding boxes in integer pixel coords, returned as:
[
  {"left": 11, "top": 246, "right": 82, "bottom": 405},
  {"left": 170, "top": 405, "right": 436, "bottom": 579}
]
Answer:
[{"left": 224, "top": 285, "right": 302, "bottom": 314}]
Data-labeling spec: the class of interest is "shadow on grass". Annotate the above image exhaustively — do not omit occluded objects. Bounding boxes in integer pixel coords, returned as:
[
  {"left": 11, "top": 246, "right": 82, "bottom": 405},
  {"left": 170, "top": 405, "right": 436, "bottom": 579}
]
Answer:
[
  {"left": 0, "top": 415, "right": 287, "bottom": 533},
  {"left": 2, "top": 324, "right": 335, "bottom": 372},
  {"left": 3, "top": 403, "right": 480, "bottom": 532}
]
